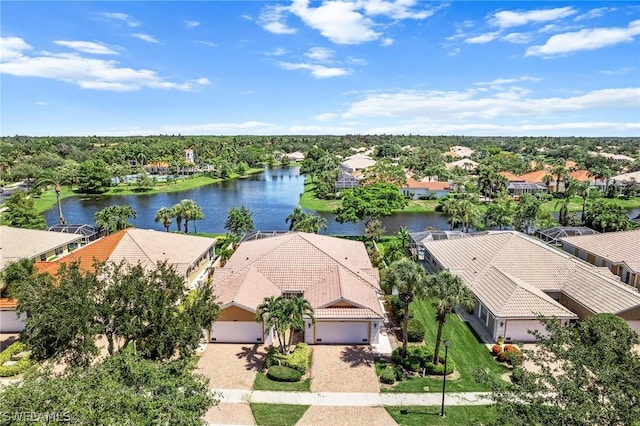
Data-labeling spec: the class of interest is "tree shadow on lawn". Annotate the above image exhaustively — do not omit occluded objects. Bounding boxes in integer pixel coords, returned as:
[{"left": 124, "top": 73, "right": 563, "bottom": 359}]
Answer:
[
  {"left": 340, "top": 345, "right": 374, "bottom": 368},
  {"left": 236, "top": 344, "right": 266, "bottom": 372}
]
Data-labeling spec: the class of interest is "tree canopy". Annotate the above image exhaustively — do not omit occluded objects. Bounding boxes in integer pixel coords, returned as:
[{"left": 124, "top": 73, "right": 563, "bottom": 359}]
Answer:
[
  {"left": 334, "top": 182, "right": 408, "bottom": 227},
  {"left": 2, "top": 191, "right": 47, "bottom": 230},
  {"left": 224, "top": 205, "right": 255, "bottom": 236}
]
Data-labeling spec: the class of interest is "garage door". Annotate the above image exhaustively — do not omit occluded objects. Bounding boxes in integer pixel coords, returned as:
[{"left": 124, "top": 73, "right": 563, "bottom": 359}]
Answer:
[
  {"left": 0, "top": 311, "right": 25, "bottom": 333},
  {"left": 627, "top": 321, "right": 640, "bottom": 334},
  {"left": 211, "top": 321, "right": 263, "bottom": 343},
  {"left": 314, "top": 321, "right": 370, "bottom": 344},
  {"left": 505, "top": 320, "right": 547, "bottom": 342}
]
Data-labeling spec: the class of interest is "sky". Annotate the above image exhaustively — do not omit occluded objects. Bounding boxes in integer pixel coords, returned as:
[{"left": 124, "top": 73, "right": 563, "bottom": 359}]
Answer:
[{"left": 1, "top": 1, "right": 639, "bottom": 137}]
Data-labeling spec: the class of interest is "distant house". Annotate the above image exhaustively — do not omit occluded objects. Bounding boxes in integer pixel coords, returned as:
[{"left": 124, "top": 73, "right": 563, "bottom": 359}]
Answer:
[
  {"left": 283, "top": 151, "right": 305, "bottom": 162},
  {"left": 48, "top": 224, "right": 103, "bottom": 246},
  {"left": 335, "top": 171, "right": 361, "bottom": 191},
  {"left": 341, "top": 154, "right": 376, "bottom": 173},
  {"left": 588, "top": 151, "right": 635, "bottom": 163},
  {"left": 144, "top": 161, "right": 170, "bottom": 175},
  {"left": 211, "top": 232, "right": 384, "bottom": 345},
  {"left": 561, "top": 229, "right": 640, "bottom": 288},
  {"left": 400, "top": 179, "right": 451, "bottom": 199},
  {"left": 421, "top": 231, "right": 640, "bottom": 341},
  {"left": 445, "top": 159, "right": 478, "bottom": 172},
  {"left": 499, "top": 172, "right": 548, "bottom": 197},
  {"left": 612, "top": 170, "right": 640, "bottom": 187},
  {"left": 185, "top": 149, "right": 195, "bottom": 164},
  {"left": 449, "top": 146, "right": 474, "bottom": 158},
  {"left": 0, "top": 226, "right": 85, "bottom": 332}
]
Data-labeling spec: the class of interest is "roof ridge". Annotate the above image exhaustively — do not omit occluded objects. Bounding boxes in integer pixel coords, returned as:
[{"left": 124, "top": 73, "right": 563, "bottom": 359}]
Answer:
[{"left": 123, "top": 229, "right": 157, "bottom": 266}]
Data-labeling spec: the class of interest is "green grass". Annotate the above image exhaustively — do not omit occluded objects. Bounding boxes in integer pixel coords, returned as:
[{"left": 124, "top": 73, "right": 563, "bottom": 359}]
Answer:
[
  {"left": 386, "top": 405, "right": 498, "bottom": 426},
  {"left": 33, "top": 186, "right": 76, "bottom": 213},
  {"left": 299, "top": 181, "right": 341, "bottom": 212},
  {"left": 252, "top": 372, "right": 312, "bottom": 392},
  {"left": 250, "top": 403, "right": 309, "bottom": 426},
  {"left": 541, "top": 195, "right": 640, "bottom": 212},
  {"left": 383, "top": 298, "right": 507, "bottom": 393}
]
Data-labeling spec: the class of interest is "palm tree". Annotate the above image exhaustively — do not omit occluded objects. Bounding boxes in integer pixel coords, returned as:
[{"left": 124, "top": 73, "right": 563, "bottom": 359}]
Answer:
[
  {"left": 396, "top": 226, "right": 410, "bottom": 250},
  {"left": 293, "top": 213, "right": 327, "bottom": 233},
  {"left": 428, "top": 271, "right": 475, "bottom": 364},
  {"left": 382, "top": 258, "right": 429, "bottom": 358},
  {"left": 32, "top": 169, "right": 69, "bottom": 225},
  {"left": 94, "top": 207, "right": 115, "bottom": 235},
  {"left": 286, "top": 296, "right": 315, "bottom": 351},
  {"left": 458, "top": 199, "right": 480, "bottom": 233},
  {"left": 171, "top": 203, "right": 184, "bottom": 232},
  {"left": 285, "top": 207, "right": 304, "bottom": 231},
  {"left": 179, "top": 199, "right": 202, "bottom": 234},
  {"left": 440, "top": 198, "right": 461, "bottom": 230},
  {"left": 154, "top": 207, "right": 174, "bottom": 232},
  {"left": 256, "top": 296, "right": 289, "bottom": 354}
]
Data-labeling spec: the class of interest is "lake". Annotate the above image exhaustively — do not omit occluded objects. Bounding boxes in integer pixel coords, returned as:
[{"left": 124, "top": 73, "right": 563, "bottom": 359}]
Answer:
[
  {"left": 44, "top": 167, "right": 451, "bottom": 235},
  {"left": 44, "top": 167, "right": 640, "bottom": 236}
]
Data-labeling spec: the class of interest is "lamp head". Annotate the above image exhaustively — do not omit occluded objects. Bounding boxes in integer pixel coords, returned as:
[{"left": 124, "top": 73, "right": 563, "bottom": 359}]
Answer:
[{"left": 444, "top": 340, "right": 451, "bottom": 348}]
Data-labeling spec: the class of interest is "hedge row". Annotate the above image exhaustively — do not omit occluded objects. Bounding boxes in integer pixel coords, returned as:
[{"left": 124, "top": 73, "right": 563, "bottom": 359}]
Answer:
[
  {"left": 391, "top": 346, "right": 455, "bottom": 375},
  {"left": 267, "top": 365, "right": 301, "bottom": 382},
  {"left": 264, "top": 343, "right": 311, "bottom": 374},
  {"left": 0, "top": 342, "right": 32, "bottom": 377}
]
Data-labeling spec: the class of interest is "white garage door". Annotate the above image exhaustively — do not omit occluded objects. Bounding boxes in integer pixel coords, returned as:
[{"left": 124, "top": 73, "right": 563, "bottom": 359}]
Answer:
[
  {"left": 0, "top": 310, "right": 26, "bottom": 333},
  {"left": 211, "top": 321, "right": 263, "bottom": 343},
  {"left": 314, "top": 321, "right": 370, "bottom": 344},
  {"left": 505, "top": 320, "right": 547, "bottom": 342}
]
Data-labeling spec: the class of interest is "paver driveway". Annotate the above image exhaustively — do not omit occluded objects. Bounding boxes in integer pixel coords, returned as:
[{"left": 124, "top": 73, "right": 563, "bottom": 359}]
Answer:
[
  {"left": 195, "top": 343, "right": 266, "bottom": 390},
  {"left": 297, "top": 406, "right": 396, "bottom": 426},
  {"left": 310, "top": 345, "right": 380, "bottom": 393},
  {"left": 202, "top": 403, "right": 256, "bottom": 425}
]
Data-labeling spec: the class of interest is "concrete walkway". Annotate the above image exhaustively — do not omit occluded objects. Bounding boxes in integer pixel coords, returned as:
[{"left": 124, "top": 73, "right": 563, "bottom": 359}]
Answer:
[{"left": 212, "top": 388, "right": 492, "bottom": 406}]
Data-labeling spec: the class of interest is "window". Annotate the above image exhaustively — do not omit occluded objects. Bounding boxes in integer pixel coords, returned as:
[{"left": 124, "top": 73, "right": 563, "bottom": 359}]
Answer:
[
  {"left": 282, "top": 291, "right": 303, "bottom": 299},
  {"left": 39, "top": 253, "right": 47, "bottom": 261},
  {"left": 55, "top": 247, "right": 63, "bottom": 256},
  {"left": 479, "top": 305, "right": 488, "bottom": 325},
  {"left": 67, "top": 242, "right": 78, "bottom": 252}
]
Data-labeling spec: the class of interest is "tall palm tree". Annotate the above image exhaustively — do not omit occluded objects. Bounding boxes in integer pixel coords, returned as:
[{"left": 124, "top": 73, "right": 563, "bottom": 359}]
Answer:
[
  {"left": 256, "top": 296, "right": 289, "bottom": 354},
  {"left": 293, "top": 214, "right": 327, "bottom": 233},
  {"left": 428, "top": 271, "right": 475, "bottom": 364},
  {"left": 171, "top": 203, "right": 184, "bottom": 232},
  {"left": 440, "top": 198, "right": 461, "bottom": 230},
  {"left": 286, "top": 296, "right": 315, "bottom": 351},
  {"left": 458, "top": 199, "right": 480, "bottom": 233},
  {"left": 285, "top": 207, "right": 304, "bottom": 231},
  {"left": 154, "top": 207, "right": 174, "bottom": 232},
  {"left": 33, "top": 169, "right": 70, "bottom": 225},
  {"left": 179, "top": 199, "right": 202, "bottom": 234},
  {"left": 396, "top": 226, "right": 410, "bottom": 250},
  {"left": 382, "top": 258, "right": 429, "bottom": 358}
]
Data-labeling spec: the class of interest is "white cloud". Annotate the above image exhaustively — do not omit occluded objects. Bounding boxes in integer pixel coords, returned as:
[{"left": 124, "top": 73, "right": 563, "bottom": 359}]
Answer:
[
  {"left": 574, "top": 7, "right": 616, "bottom": 22},
  {"left": 465, "top": 32, "right": 501, "bottom": 44},
  {"left": 381, "top": 38, "right": 394, "bottom": 46},
  {"left": 314, "top": 112, "right": 338, "bottom": 121},
  {"left": 131, "top": 33, "right": 159, "bottom": 43},
  {"left": 277, "top": 61, "right": 351, "bottom": 78},
  {"left": 264, "top": 47, "right": 288, "bottom": 56},
  {"left": 36, "top": 101, "right": 47, "bottom": 106},
  {"left": 0, "top": 37, "right": 209, "bottom": 92},
  {"left": 289, "top": 0, "right": 380, "bottom": 44},
  {"left": 305, "top": 47, "right": 334, "bottom": 62},
  {"left": 598, "top": 67, "right": 635, "bottom": 75},
  {"left": 53, "top": 40, "right": 118, "bottom": 55},
  {"left": 526, "top": 20, "right": 640, "bottom": 57},
  {"left": 100, "top": 12, "right": 140, "bottom": 28},
  {"left": 196, "top": 40, "right": 218, "bottom": 47},
  {"left": 361, "top": 0, "right": 435, "bottom": 20},
  {"left": 475, "top": 76, "right": 541, "bottom": 86},
  {"left": 347, "top": 56, "right": 367, "bottom": 66},
  {"left": 185, "top": 20, "right": 200, "bottom": 29},
  {"left": 501, "top": 32, "right": 532, "bottom": 44},
  {"left": 342, "top": 87, "right": 640, "bottom": 120},
  {"left": 260, "top": 4, "right": 297, "bottom": 34},
  {"left": 491, "top": 7, "right": 576, "bottom": 28},
  {"left": 289, "top": 125, "right": 355, "bottom": 134}
]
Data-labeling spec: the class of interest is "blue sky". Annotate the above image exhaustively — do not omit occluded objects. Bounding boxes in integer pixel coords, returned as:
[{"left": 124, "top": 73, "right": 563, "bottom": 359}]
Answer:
[{"left": 1, "top": 1, "right": 639, "bottom": 137}]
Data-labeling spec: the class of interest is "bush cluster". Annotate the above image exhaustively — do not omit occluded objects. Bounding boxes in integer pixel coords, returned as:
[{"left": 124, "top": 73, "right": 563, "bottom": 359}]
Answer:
[
  {"left": 264, "top": 343, "right": 311, "bottom": 374},
  {"left": 387, "top": 295, "right": 404, "bottom": 320},
  {"left": 491, "top": 344, "right": 503, "bottom": 356},
  {"left": 266, "top": 365, "right": 301, "bottom": 382},
  {"left": 492, "top": 343, "right": 522, "bottom": 365},
  {"left": 0, "top": 342, "right": 32, "bottom": 377},
  {"left": 380, "top": 365, "right": 396, "bottom": 384},
  {"left": 391, "top": 345, "right": 456, "bottom": 375},
  {"left": 407, "top": 318, "right": 425, "bottom": 343}
]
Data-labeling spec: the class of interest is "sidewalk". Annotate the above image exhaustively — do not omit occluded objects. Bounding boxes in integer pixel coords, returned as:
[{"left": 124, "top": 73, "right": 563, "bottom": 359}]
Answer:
[{"left": 212, "top": 388, "right": 492, "bottom": 406}]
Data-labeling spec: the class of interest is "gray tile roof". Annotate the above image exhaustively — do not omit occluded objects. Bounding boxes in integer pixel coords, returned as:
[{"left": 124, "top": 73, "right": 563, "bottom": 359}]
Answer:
[
  {"left": 0, "top": 225, "right": 83, "bottom": 270},
  {"left": 423, "top": 231, "right": 640, "bottom": 319}
]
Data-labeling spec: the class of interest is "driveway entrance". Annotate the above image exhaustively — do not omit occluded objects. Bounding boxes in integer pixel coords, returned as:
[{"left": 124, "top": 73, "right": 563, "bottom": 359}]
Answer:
[
  {"left": 310, "top": 345, "right": 380, "bottom": 392},
  {"left": 195, "top": 343, "right": 266, "bottom": 390}
]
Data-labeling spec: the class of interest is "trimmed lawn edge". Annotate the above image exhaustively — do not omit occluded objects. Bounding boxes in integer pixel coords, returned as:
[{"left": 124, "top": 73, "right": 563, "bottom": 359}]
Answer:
[{"left": 250, "top": 403, "right": 310, "bottom": 426}]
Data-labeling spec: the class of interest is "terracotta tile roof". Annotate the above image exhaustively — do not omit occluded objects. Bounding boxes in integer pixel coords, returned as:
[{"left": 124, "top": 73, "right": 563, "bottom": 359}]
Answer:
[
  {"left": 315, "top": 307, "right": 382, "bottom": 319},
  {"left": 498, "top": 171, "right": 523, "bottom": 182},
  {"left": 0, "top": 298, "right": 17, "bottom": 309},
  {"left": 423, "top": 232, "right": 640, "bottom": 319},
  {"left": 0, "top": 226, "right": 84, "bottom": 270},
  {"left": 562, "top": 229, "right": 640, "bottom": 273},
  {"left": 519, "top": 170, "right": 554, "bottom": 183},
  {"left": 402, "top": 179, "right": 450, "bottom": 191},
  {"left": 213, "top": 233, "right": 383, "bottom": 319},
  {"left": 565, "top": 160, "right": 577, "bottom": 169},
  {"left": 570, "top": 170, "right": 594, "bottom": 182}
]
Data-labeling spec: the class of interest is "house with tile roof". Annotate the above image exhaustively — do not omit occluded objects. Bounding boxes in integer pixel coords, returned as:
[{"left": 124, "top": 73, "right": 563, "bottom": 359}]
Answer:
[
  {"left": 400, "top": 179, "right": 451, "bottom": 199},
  {"left": 0, "top": 226, "right": 85, "bottom": 332},
  {"left": 421, "top": 231, "right": 640, "bottom": 342},
  {"left": 211, "top": 232, "right": 384, "bottom": 344},
  {"left": 498, "top": 172, "right": 548, "bottom": 197},
  {"left": 561, "top": 229, "right": 640, "bottom": 289}
]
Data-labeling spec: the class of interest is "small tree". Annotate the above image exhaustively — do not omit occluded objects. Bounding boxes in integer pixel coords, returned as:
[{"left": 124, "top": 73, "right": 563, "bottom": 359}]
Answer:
[
  {"left": 154, "top": 207, "right": 174, "bottom": 232},
  {"left": 256, "top": 296, "right": 314, "bottom": 355},
  {"left": 225, "top": 205, "right": 255, "bottom": 236},
  {"left": 3, "top": 191, "right": 47, "bottom": 230}
]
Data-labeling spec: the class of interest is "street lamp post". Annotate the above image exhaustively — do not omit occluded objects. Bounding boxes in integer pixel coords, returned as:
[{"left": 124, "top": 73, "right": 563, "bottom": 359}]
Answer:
[{"left": 440, "top": 340, "right": 451, "bottom": 417}]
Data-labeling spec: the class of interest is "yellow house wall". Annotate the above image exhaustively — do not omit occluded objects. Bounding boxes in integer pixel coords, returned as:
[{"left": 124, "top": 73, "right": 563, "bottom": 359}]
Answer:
[{"left": 219, "top": 305, "right": 256, "bottom": 321}]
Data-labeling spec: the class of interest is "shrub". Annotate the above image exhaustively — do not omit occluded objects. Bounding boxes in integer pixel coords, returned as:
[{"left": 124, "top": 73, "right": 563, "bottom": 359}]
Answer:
[
  {"left": 491, "top": 344, "right": 503, "bottom": 356},
  {"left": 511, "top": 367, "right": 524, "bottom": 384},
  {"left": 504, "top": 345, "right": 519, "bottom": 353},
  {"left": 424, "top": 358, "right": 456, "bottom": 376},
  {"left": 392, "top": 345, "right": 436, "bottom": 373},
  {"left": 266, "top": 366, "right": 301, "bottom": 382},
  {"left": 387, "top": 295, "right": 404, "bottom": 320},
  {"left": 497, "top": 351, "right": 509, "bottom": 363},
  {"left": 407, "top": 318, "right": 425, "bottom": 343},
  {"left": 264, "top": 343, "right": 311, "bottom": 374},
  {"left": 0, "top": 342, "right": 32, "bottom": 377},
  {"left": 380, "top": 365, "right": 396, "bottom": 384}
]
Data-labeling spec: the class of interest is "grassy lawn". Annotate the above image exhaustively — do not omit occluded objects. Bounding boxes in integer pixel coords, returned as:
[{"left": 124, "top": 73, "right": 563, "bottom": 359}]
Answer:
[
  {"left": 386, "top": 405, "right": 498, "bottom": 426},
  {"left": 250, "top": 403, "right": 309, "bottom": 426},
  {"left": 382, "top": 298, "right": 507, "bottom": 393},
  {"left": 299, "top": 181, "right": 341, "bottom": 212},
  {"left": 253, "top": 372, "right": 312, "bottom": 392},
  {"left": 541, "top": 195, "right": 640, "bottom": 212}
]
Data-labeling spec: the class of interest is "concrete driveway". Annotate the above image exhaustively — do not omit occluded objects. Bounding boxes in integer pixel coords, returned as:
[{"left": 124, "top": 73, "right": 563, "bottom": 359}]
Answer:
[
  {"left": 310, "top": 345, "right": 380, "bottom": 393},
  {"left": 195, "top": 343, "right": 266, "bottom": 390},
  {"left": 297, "top": 406, "right": 396, "bottom": 426}
]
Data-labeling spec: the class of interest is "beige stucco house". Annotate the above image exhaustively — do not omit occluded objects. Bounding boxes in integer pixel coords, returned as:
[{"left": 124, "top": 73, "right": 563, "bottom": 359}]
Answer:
[
  {"left": 211, "top": 232, "right": 384, "bottom": 345},
  {"left": 421, "top": 231, "right": 640, "bottom": 342}
]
